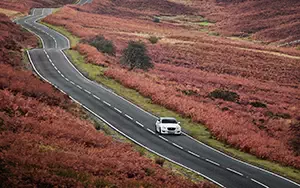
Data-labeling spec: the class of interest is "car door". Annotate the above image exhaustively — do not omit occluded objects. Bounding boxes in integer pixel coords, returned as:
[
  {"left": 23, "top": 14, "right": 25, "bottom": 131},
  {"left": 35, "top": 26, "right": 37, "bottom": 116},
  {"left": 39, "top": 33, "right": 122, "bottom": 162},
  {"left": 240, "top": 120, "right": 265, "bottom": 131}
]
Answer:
[{"left": 155, "top": 118, "right": 160, "bottom": 130}]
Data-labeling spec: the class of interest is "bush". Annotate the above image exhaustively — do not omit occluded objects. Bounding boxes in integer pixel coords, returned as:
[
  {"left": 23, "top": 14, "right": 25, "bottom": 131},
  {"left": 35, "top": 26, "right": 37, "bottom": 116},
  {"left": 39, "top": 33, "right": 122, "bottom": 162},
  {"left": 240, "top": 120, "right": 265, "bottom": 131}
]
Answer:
[
  {"left": 121, "top": 41, "right": 153, "bottom": 71},
  {"left": 155, "top": 157, "right": 165, "bottom": 167},
  {"left": 275, "top": 113, "right": 291, "bottom": 119},
  {"left": 209, "top": 89, "right": 240, "bottom": 102},
  {"left": 181, "top": 89, "right": 198, "bottom": 96},
  {"left": 250, "top": 101, "right": 267, "bottom": 108},
  {"left": 148, "top": 36, "right": 160, "bottom": 44},
  {"left": 153, "top": 17, "right": 160, "bottom": 23},
  {"left": 289, "top": 121, "right": 300, "bottom": 155},
  {"left": 143, "top": 167, "right": 155, "bottom": 176},
  {"left": 88, "top": 35, "right": 116, "bottom": 56}
]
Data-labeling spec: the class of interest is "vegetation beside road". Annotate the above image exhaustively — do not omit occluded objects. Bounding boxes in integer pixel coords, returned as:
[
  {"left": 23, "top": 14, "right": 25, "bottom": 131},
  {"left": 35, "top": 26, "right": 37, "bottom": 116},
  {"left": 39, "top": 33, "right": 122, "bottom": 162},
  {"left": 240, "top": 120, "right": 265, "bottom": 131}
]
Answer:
[{"left": 42, "top": 5, "right": 300, "bottom": 183}]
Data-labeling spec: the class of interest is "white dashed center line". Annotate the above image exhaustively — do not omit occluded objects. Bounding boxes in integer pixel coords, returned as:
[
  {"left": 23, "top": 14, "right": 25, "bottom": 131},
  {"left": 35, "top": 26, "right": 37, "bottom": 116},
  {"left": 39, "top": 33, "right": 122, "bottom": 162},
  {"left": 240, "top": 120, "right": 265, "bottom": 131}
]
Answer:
[
  {"left": 251, "top": 179, "right": 269, "bottom": 188},
  {"left": 172, "top": 143, "right": 183, "bottom": 150},
  {"left": 125, "top": 114, "right": 133, "bottom": 120},
  {"left": 103, "top": 101, "right": 111, "bottom": 106},
  {"left": 147, "top": 128, "right": 156, "bottom": 135},
  {"left": 226, "top": 168, "right": 243, "bottom": 176},
  {"left": 188, "top": 150, "right": 200, "bottom": 158},
  {"left": 205, "top": 159, "right": 220, "bottom": 166}
]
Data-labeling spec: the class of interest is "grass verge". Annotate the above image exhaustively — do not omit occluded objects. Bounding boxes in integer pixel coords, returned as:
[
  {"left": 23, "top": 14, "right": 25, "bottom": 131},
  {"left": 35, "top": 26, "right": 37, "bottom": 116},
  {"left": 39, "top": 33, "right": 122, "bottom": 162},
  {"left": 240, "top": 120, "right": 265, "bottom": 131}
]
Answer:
[{"left": 44, "top": 21, "right": 300, "bottom": 183}]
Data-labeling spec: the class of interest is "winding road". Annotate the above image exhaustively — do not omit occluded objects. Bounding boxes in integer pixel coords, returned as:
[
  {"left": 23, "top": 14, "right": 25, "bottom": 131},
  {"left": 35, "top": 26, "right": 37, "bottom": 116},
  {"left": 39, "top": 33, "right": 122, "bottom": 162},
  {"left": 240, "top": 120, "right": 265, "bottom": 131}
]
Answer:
[{"left": 15, "top": 2, "right": 300, "bottom": 188}]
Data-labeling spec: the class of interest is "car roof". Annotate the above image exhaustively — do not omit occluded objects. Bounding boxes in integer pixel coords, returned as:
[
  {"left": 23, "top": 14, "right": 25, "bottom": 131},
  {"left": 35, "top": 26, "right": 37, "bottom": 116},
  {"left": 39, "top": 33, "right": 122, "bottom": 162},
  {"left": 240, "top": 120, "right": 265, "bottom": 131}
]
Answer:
[{"left": 160, "top": 117, "right": 177, "bottom": 120}]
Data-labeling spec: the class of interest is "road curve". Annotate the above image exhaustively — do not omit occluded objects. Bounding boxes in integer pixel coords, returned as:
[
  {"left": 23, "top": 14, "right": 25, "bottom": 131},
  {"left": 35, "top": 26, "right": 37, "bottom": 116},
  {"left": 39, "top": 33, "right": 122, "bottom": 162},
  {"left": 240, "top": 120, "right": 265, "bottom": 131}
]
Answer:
[{"left": 15, "top": 6, "right": 300, "bottom": 188}]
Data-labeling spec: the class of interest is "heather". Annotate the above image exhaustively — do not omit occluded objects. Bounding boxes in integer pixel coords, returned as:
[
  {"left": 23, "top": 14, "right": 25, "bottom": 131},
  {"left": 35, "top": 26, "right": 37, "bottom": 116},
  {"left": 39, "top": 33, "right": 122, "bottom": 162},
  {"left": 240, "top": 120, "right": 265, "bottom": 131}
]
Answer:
[
  {"left": 44, "top": 0, "right": 300, "bottom": 169},
  {"left": 0, "top": 13, "right": 209, "bottom": 187},
  {"left": 170, "top": 0, "right": 300, "bottom": 44},
  {"left": 0, "top": 0, "right": 75, "bottom": 13}
]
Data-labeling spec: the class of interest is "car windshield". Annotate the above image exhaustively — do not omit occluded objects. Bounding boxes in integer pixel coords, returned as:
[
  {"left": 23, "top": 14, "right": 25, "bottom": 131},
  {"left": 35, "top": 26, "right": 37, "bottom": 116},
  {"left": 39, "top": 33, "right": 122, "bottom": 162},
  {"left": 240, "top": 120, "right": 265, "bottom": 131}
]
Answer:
[{"left": 161, "top": 119, "right": 177, "bottom": 124}]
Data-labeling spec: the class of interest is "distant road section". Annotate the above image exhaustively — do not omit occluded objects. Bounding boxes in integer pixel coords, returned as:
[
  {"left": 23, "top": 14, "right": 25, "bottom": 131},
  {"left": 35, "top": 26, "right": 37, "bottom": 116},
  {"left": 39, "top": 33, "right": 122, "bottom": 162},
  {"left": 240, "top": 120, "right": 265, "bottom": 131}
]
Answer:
[{"left": 77, "top": 0, "right": 92, "bottom": 5}]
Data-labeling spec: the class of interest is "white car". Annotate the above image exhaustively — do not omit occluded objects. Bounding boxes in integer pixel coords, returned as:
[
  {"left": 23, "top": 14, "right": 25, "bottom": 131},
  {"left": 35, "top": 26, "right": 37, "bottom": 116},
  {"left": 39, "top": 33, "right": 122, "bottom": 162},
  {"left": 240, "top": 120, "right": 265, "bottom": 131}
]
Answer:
[{"left": 155, "top": 117, "right": 181, "bottom": 135}]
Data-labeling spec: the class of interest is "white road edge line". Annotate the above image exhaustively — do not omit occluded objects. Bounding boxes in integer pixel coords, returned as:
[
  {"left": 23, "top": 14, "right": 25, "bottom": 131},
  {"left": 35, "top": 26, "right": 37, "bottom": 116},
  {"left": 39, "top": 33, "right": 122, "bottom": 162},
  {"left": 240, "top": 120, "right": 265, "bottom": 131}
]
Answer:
[
  {"left": 172, "top": 143, "right": 183, "bottom": 150},
  {"left": 205, "top": 159, "right": 220, "bottom": 166},
  {"left": 147, "top": 128, "right": 156, "bottom": 135},
  {"left": 17, "top": 13, "right": 45, "bottom": 48},
  {"left": 27, "top": 51, "right": 50, "bottom": 84},
  {"left": 226, "top": 168, "right": 243, "bottom": 176},
  {"left": 188, "top": 150, "right": 200, "bottom": 158},
  {"left": 251, "top": 179, "right": 269, "bottom": 188},
  {"left": 31, "top": 9, "right": 70, "bottom": 49}
]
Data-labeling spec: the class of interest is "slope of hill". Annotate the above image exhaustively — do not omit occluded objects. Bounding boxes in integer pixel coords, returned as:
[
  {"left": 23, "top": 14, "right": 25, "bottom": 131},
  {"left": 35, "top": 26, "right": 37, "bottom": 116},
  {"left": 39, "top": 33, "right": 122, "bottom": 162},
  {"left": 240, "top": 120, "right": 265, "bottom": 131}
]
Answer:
[
  {"left": 190, "top": 0, "right": 300, "bottom": 44},
  {"left": 43, "top": 0, "right": 300, "bottom": 170},
  {"left": 0, "top": 0, "right": 75, "bottom": 13},
  {"left": 0, "top": 12, "right": 209, "bottom": 188}
]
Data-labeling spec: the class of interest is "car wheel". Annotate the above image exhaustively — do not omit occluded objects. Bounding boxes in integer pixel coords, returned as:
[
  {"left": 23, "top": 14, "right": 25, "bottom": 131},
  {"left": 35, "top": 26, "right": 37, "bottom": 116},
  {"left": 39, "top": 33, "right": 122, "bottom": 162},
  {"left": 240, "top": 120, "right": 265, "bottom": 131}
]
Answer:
[{"left": 159, "top": 127, "right": 162, "bottom": 135}]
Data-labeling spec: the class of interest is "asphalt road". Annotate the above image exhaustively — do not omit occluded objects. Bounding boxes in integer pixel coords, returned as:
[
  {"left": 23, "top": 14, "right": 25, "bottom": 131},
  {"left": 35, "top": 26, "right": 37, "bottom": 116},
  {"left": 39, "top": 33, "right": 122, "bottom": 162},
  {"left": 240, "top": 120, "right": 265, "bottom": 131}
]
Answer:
[{"left": 15, "top": 5, "right": 300, "bottom": 188}]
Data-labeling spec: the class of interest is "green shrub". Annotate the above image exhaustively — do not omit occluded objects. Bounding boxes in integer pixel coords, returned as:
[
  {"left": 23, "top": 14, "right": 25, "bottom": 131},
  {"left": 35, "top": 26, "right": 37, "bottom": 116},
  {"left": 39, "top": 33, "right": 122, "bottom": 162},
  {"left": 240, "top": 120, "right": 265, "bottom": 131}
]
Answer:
[
  {"left": 221, "top": 107, "right": 230, "bottom": 111},
  {"left": 155, "top": 157, "right": 165, "bottom": 167},
  {"left": 121, "top": 41, "right": 153, "bottom": 71},
  {"left": 264, "top": 111, "right": 274, "bottom": 117},
  {"left": 94, "top": 178, "right": 115, "bottom": 188},
  {"left": 276, "top": 113, "right": 291, "bottom": 119},
  {"left": 181, "top": 89, "right": 198, "bottom": 96},
  {"left": 88, "top": 35, "right": 116, "bottom": 56},
  {"left": 250, "top": 101, "right": 267, "bottom": 108},
  {"left": 143, "top": 167, "right": 155, "bottom": 176},
  {"left": 94, "top": 123, "right": 101, "bottom": 131},
  {"left": 289, "top": 121, "right": 300, "bottom": 155},
  {"left": 209, "top": 89, "right": 240, "bottom": 102},
  {"left": 136, "top": 147, "right": 146, "bottom": 156},
  {"left": 148, "top": 36, "right": 160, "bottom": 44},
  {"left": 153, "top": 17, "right": 160, "bottom": 23}
]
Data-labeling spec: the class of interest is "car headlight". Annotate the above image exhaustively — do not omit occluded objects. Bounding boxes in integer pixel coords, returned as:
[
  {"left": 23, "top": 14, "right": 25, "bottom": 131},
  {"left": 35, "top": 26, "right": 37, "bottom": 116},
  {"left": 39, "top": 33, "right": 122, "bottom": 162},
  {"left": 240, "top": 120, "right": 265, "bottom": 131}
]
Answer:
[
  {"left": 176, "top": 126, "right": 181, "bottom": 130},
  {"left": 162, "top": 126, "right": 167, "bottom": 130}
]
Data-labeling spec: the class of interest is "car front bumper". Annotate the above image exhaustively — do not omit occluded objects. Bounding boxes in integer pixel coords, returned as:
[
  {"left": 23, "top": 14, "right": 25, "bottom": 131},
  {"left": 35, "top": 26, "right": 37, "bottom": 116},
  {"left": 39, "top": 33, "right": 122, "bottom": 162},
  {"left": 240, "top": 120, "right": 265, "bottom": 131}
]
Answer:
[{"left": 160, "top": 130, "right": 181, "bottom": 135}]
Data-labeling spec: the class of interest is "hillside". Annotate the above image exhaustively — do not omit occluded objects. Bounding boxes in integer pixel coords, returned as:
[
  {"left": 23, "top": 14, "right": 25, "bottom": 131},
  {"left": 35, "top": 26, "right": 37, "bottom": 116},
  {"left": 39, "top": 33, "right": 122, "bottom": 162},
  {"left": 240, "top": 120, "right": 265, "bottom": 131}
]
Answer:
[
  {"left": 43, "top": 0, "right": 300, "bottom": 170},
  {"left": 0, "top": 12, "right": 209, "bottom": 187},
  {"left": 0, "top": 0, "right": 75, "bottom": 13},
  {"left": 187, "top": 0, "right": 300, "bottom": 44}
]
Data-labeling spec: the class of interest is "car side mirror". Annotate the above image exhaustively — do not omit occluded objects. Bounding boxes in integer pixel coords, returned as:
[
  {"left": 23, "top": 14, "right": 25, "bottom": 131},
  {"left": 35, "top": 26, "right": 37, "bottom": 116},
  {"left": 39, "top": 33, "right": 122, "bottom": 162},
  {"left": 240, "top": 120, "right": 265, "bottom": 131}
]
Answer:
[{"left": 178, "top": 122, "right": 181, "bottom": 124}]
